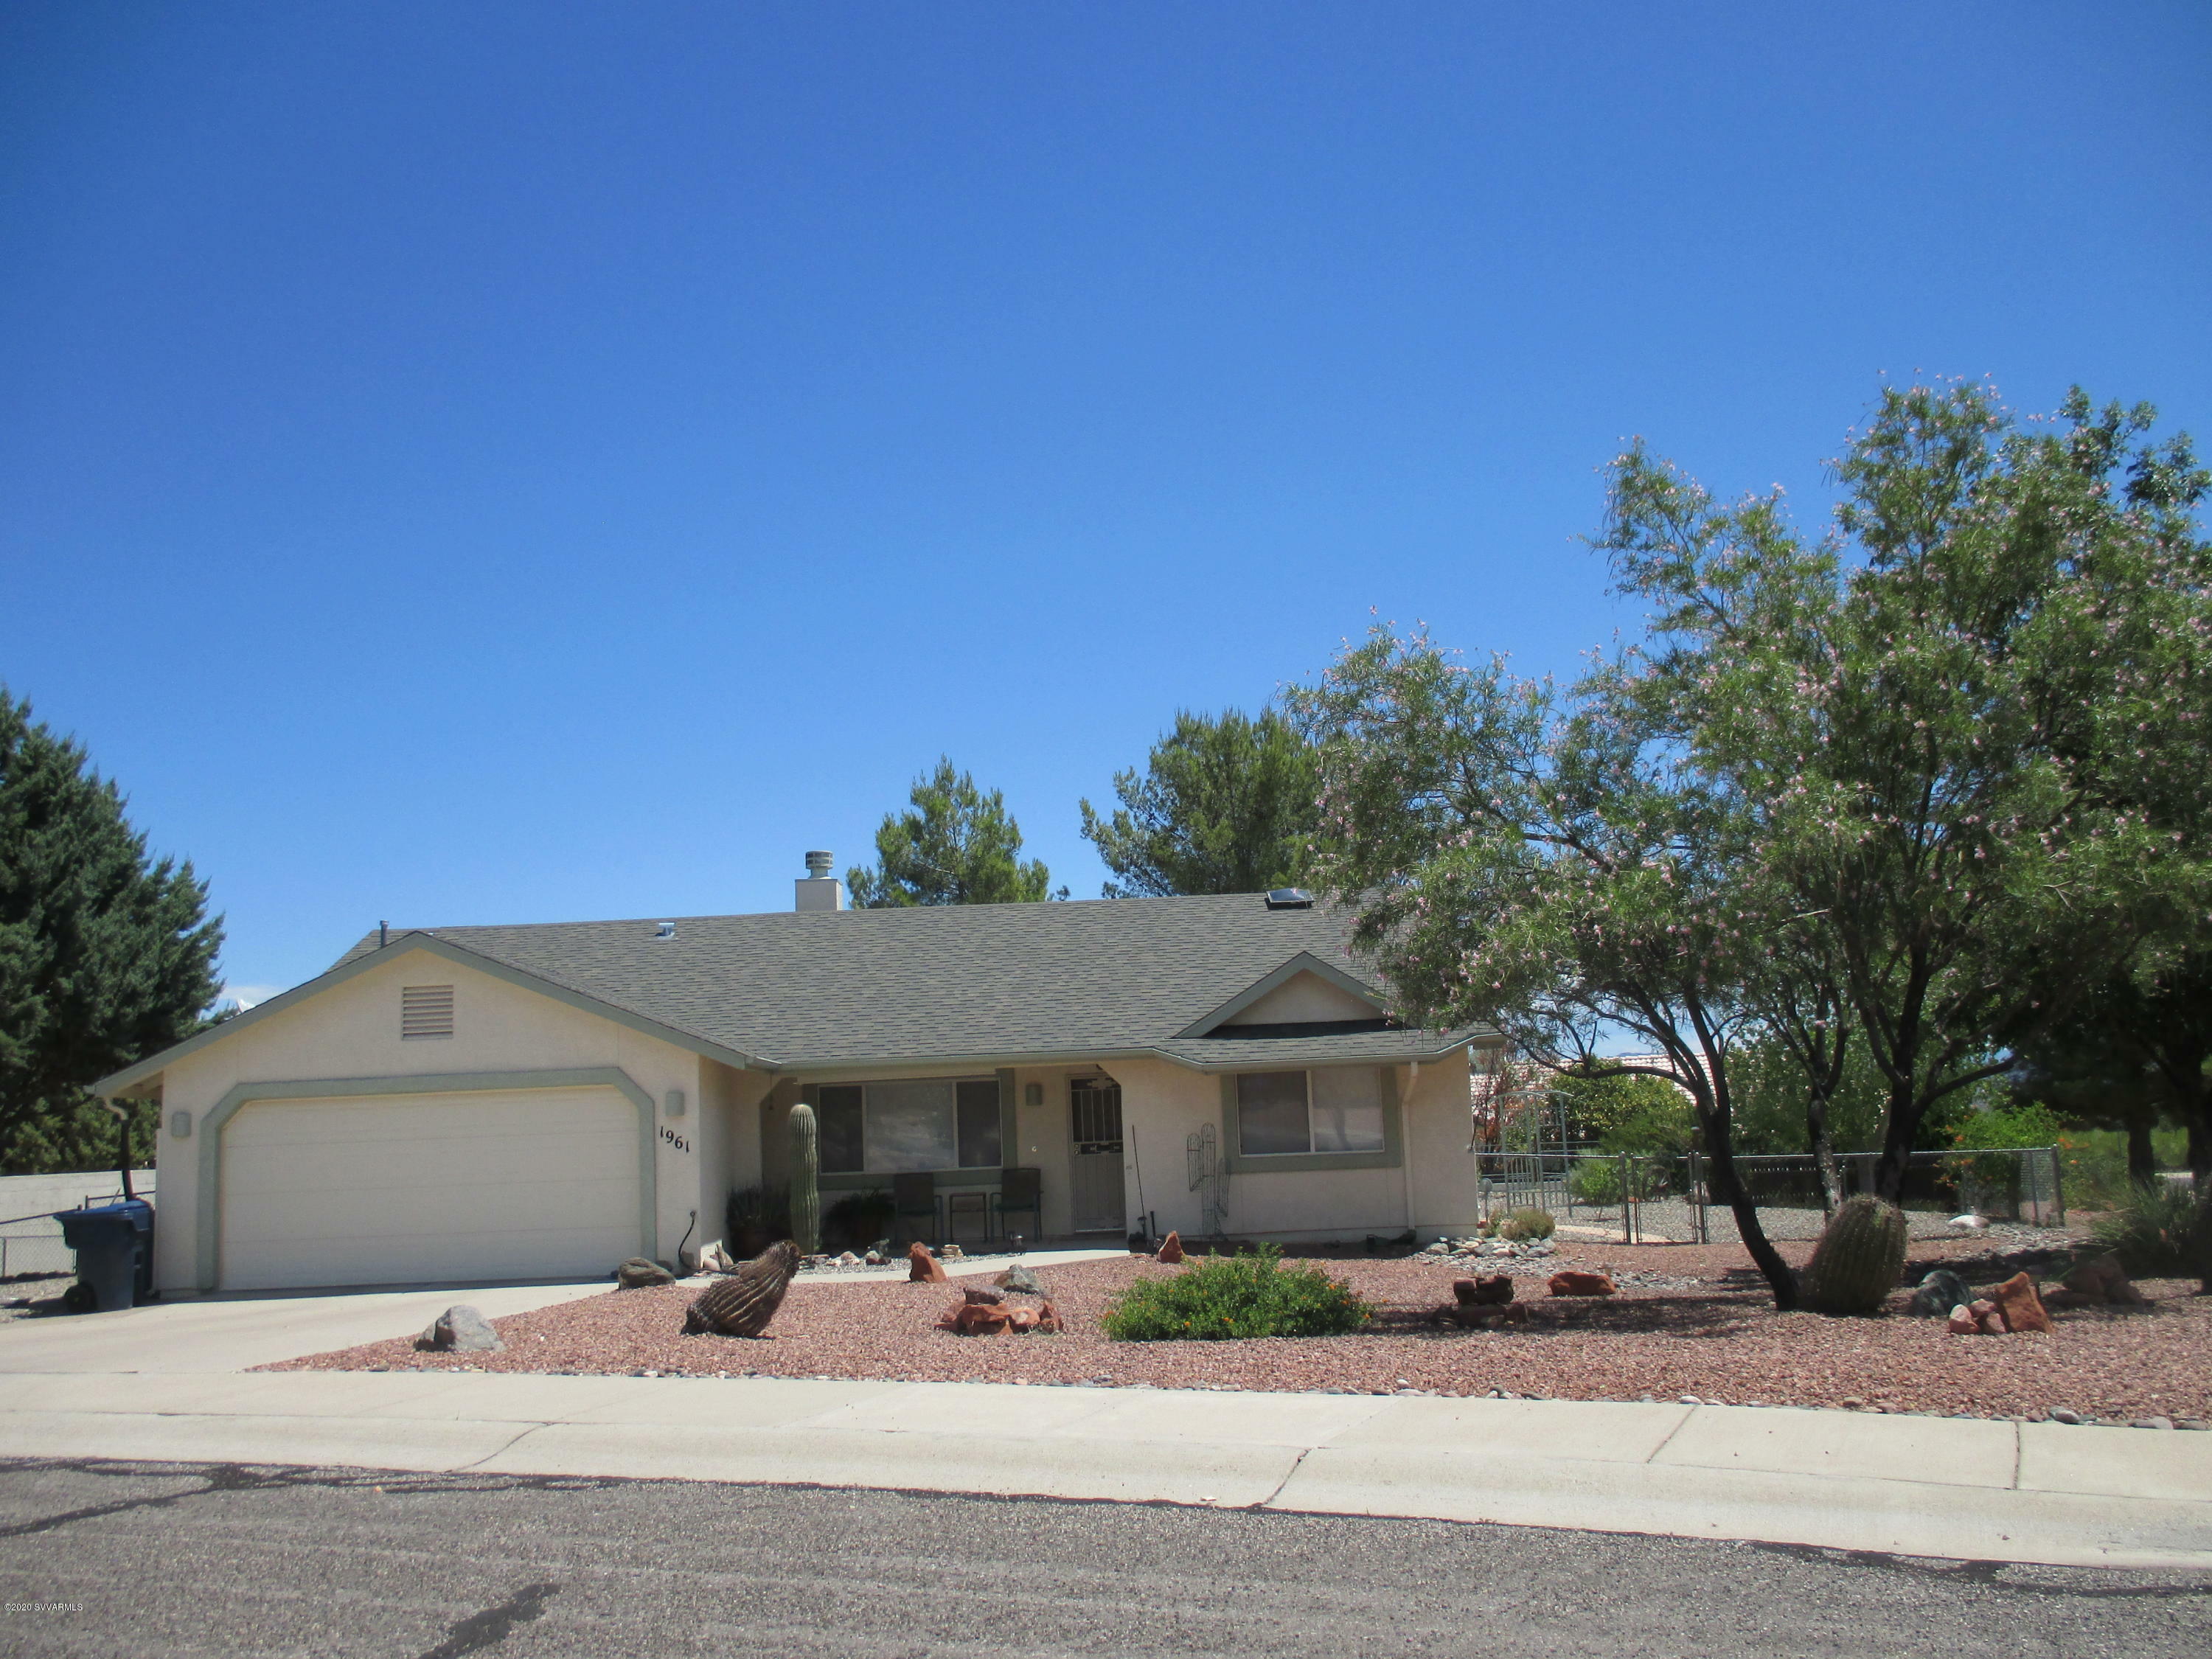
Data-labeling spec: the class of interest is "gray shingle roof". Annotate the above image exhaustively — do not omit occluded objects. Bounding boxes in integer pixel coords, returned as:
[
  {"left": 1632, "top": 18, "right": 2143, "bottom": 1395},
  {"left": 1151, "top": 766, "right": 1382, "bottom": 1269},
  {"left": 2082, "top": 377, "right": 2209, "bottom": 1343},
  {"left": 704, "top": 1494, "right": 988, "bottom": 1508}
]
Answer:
[{"left": 334, "top": 894, "right": 1483, "bottom": 1072}]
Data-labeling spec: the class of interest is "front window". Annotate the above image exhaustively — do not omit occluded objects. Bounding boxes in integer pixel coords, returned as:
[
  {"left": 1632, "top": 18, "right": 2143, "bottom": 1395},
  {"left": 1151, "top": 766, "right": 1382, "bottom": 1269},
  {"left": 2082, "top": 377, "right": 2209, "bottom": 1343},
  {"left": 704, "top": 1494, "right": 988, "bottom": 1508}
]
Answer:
[
  {"left": 815, "top": 1079, "right": 1002, "bottom": 1175},
  {"left": 1236, "top": 1068, "right": 1385, "bottom": 1155}
]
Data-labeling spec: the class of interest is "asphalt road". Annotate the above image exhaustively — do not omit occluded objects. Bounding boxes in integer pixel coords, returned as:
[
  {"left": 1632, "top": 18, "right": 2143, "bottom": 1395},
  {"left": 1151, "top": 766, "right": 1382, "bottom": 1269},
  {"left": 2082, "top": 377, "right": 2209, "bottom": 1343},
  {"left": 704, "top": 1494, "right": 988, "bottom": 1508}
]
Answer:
[{"left": 1, "top": 1459, "right": 2207, "bottom": 1658}]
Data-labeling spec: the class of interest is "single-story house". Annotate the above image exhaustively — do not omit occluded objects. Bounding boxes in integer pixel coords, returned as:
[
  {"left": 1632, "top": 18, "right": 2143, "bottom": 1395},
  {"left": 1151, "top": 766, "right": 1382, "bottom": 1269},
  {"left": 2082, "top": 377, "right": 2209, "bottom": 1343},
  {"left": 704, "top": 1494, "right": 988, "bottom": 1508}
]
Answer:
[{"left": 94, "top": 858, "right": 1495, "bottom": 1295}]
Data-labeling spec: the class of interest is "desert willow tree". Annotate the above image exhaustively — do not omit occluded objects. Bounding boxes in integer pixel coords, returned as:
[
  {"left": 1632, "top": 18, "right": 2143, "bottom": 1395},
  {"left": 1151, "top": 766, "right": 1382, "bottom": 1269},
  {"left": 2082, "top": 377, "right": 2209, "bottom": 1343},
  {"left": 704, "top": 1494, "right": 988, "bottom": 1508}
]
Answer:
[
  {"left": 1599, "top": 382, "right": 2211, "bottom": 1203},
  {"left": 1290, "top": 634, "right": 1805, "bottom": 1308}
]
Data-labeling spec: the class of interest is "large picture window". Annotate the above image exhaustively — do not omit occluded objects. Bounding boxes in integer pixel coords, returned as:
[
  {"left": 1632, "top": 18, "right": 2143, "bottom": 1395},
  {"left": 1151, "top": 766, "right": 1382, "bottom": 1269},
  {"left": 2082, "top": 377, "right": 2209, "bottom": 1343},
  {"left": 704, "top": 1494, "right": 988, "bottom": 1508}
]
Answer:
[
  {"left": 1234, "top": 1068, "right": 1385, "bottom": 1156},
  {"left": 813, "top": 1078, "right": 1002, "bottom": 1175}
]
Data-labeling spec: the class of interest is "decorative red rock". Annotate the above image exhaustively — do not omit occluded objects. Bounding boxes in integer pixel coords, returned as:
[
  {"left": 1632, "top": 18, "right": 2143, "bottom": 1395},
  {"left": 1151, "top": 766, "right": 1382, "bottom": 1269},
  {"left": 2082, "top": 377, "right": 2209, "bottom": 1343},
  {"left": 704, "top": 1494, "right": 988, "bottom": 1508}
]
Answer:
[
  {"left": 943, "top": 1300, "right": 1012, "bottom": 1335},
  {"left": 1946, "top": 1304, "right": 1980, "bottom": 1335},
  {"left": 2061, "top": 1254, "right": 2146, "bottom": 1308},
  {"left": 1548, "top": 1270, "right": 1616, "bottom": 1298},
  {"left": 1034, "top": 1300, "right": 1062, "bottom": 1333},
  {"left": 909, "top": 1243, "right": 948, "bottom": 1283},
  {"left": 1456, "top": 1274, "right": 1515, "bottom": 1305},
  {"left": 1990, "top": 1272, "right": 2053, "bottom": 1335},
  {"left": 1155, "top": 1231, "right": 1184, "bottom": 1265},
  {"left": 962, "top": 1286, "right": 1004, "bottom": 1305}
]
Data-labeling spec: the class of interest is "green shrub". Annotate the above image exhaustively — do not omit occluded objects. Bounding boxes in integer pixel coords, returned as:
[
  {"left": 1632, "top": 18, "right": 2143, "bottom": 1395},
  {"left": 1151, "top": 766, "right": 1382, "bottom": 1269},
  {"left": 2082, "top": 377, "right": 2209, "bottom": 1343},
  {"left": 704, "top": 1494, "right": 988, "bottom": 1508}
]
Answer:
[
  {"left": 1498, "top": 1207, "right": 1556, "bottom": 1241},
  {"left": 823, "top": 1189, "right": 895, "bottom": 1251},
  {"left": 2055, "top": 1128, "right": 2192, "bottom": 1211},
  {"left": 1100, "top": 1246, "right": 1374, "bottom": 1340},
  {"left": 2091, "top": 1182, "right": 2212, "bottom": 1281},
  {"left": 725, "top": 1184, "right": 790, "bottom": 1255},
  {"left": 1570, "top": 1161, "right": 1623, "bottom": 1204}
]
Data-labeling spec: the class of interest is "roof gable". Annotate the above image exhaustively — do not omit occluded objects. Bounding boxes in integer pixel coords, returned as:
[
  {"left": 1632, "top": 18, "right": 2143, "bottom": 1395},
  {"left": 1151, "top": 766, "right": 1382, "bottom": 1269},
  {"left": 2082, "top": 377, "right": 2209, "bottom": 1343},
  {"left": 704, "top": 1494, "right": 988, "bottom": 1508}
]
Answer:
[{"left": 1174, "top": 953, "right": 1387, "bottom": 1038}]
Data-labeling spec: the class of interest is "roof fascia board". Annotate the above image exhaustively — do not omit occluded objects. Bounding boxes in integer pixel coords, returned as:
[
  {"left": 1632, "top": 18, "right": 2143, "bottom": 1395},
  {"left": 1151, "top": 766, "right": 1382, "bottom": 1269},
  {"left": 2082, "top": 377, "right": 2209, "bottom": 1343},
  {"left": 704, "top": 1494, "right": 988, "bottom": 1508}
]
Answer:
[
  {"left": 1172, "top": 951, "right": 1387, "bottom": 1040},
  {"left": 92, "top": 932, "right": 770, "bottom": 1098},
  {"left": 773, "top": 1033, "right": 1484, "bottom": 1081}
]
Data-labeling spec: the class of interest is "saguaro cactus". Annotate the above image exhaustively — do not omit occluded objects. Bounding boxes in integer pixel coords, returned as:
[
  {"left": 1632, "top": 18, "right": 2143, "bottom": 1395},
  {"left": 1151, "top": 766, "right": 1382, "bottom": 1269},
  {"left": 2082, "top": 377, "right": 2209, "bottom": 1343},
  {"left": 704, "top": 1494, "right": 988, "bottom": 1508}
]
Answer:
[
  {"left": 1804, "top": 1194, "right": 1909, "bottom": 1314},
  {"left": 788, "top": 1101, "right": 821, "bottom": 1256}
]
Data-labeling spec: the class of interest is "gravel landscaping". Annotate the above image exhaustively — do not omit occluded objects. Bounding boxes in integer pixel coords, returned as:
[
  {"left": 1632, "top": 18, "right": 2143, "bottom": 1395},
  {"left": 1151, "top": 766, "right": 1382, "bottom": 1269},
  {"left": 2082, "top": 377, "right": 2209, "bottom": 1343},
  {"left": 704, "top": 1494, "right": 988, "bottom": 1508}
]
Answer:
[{"left": 268, "top": 1236, "right": 2212, "bottom": 1425}]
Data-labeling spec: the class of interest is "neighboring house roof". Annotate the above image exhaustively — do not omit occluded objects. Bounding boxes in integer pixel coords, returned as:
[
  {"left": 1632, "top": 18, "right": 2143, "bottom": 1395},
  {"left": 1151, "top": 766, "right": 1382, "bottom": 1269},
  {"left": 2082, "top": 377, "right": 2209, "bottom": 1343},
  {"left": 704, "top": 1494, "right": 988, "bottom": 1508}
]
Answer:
[{"left": 97, "top": 893, "right": 1490, "bottom": 1096}]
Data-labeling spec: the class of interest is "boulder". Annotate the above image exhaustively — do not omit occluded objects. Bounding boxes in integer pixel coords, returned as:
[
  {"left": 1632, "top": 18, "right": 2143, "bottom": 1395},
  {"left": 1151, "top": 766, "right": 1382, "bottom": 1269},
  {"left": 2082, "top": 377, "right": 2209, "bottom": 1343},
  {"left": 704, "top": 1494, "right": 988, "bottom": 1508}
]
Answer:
[
  {"left": 1034, "top": 1300, "right": 1063, "bottom": 1333},
  {"left": 1155, "top": 1231, "right": 1184, "bottom": 1265},
  {"left": 995, "top": 1264, "right": 1045, "bottom": 1296},
  {"left": 2060, "top": 1253, "right": 2146, "bottom": 1307},
  {"left": 616, "top": 1257, "right": 675, "bottom": 1290},
  {"left": 1907, "top": 1268, "right": 1974, "bottom": 1318},
  {"left": 416, "top": 1304, "right": 502, "bottom": 1352},
  {"left": 1453, "top": 1275, "right": 1515, "bottom": 1307},
  {"left": 835, "top": 1251, "right": 860, "bottom": 1267},
  {"left": 908, "top": 1242, "right": 948, "bottom": 1283},
  {"left": 1947, "top": 1214, "right": 1989, "bottom": 1234},
  {"left": 1969, "top": 1298, "right": 2006, "bottom": 1335},
  {"left": 683, "top": 1240, "right": 801, "bottom": 1337},
  {"left": 1946, "top": 1304, "right": 1980, "bottom": 1335},
  {"left": 1989, "top": 1271, "right": 2053, "bottom": 1335},
  {"left": 962, "top": 1285, "right": 1005, "bottom": 1305},
  {"left": 1547, "top": 1270, "right": 1616, "bottom": 1298},
  {"left": 1003, "top": 1304, "right": 1040, "bottom": 1332},
  {"left": 944, "top": 1300, "right": 1012, "bottom": 1335}
]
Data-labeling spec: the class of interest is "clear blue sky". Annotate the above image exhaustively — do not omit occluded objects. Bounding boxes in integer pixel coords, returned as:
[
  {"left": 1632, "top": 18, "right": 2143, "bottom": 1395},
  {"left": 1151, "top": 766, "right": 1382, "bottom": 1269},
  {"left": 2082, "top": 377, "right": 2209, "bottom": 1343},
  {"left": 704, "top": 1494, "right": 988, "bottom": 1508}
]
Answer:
[{"left": 4, "top": 4, "right": 2207, "bottom": 1004}]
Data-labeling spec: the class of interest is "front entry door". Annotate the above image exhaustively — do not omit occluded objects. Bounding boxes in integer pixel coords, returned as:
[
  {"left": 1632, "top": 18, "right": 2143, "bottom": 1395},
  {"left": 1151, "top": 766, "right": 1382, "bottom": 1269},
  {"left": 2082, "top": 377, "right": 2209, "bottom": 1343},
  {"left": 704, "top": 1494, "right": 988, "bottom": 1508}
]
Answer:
[{"left": 1068, "top": 1078, "right": 1127, "bottom": 1234}]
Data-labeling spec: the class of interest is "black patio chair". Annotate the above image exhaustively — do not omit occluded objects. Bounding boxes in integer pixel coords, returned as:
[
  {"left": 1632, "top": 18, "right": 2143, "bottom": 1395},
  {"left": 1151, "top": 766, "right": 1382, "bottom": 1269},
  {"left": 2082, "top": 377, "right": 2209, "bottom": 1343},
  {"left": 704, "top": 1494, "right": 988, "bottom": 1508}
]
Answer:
[
  {"left": 993, "top": 1166, "right": 1043, "bottom": 1248},
  {"left": 891, "top": 1172, "right": 939, "bottom": 1248}
]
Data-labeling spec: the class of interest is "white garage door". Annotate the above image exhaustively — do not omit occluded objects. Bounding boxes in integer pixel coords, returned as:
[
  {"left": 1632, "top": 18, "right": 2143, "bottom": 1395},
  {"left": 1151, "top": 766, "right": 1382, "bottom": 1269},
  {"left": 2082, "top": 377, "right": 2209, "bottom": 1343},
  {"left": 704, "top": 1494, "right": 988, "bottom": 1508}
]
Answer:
[{"left": 219, "top": 1087, "right": 641, "bottom": 1291}]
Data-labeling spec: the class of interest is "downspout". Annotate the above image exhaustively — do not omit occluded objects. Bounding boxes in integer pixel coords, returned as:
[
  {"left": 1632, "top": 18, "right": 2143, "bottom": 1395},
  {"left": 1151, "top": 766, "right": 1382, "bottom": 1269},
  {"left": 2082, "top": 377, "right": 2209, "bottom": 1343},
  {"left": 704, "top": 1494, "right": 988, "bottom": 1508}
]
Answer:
[
  {"left": 1399, "top": 1065, "right": 1418, "bottom": 1236},
  {"left": 99, "top": 1097, "right": 133, "bottom": 1200}
]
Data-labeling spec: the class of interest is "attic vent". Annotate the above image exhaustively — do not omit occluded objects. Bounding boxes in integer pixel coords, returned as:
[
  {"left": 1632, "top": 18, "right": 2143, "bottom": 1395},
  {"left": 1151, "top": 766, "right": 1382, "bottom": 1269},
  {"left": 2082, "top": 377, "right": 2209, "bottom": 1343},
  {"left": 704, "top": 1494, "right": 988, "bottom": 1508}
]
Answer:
[
  {"left": 654, "top": 921, "right": 676, "bottom": 939},
  {"left": 1265, "top": 888, "right": 1314, "bottom": 910},
  {"left": 401, "top": 984, "right": 454, "bottom": 1040}
]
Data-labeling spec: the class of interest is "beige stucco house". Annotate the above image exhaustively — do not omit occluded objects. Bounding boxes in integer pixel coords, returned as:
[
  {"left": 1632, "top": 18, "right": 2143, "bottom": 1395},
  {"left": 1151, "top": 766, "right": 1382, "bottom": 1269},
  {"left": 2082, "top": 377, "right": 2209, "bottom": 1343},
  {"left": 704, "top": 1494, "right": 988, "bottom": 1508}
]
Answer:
[{"left": 94, "top": 863, "right": 1494, "bottom": 1295}]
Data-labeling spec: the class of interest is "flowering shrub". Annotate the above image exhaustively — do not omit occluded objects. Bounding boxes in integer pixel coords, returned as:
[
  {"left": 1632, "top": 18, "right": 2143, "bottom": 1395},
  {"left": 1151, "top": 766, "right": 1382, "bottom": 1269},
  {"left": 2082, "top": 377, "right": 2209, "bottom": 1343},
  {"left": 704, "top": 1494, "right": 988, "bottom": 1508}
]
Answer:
[{"left": 1099, "top": 1248, "right": 1373, "bottom": 1341}]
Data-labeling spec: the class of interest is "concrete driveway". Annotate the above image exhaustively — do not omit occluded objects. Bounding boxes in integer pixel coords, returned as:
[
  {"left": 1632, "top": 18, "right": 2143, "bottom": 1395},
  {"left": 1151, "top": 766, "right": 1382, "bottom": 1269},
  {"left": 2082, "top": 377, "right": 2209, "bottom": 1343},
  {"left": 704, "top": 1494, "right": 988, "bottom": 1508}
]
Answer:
[{"left": 0, "top": 1280, "right": 613, "bottom": 1373}]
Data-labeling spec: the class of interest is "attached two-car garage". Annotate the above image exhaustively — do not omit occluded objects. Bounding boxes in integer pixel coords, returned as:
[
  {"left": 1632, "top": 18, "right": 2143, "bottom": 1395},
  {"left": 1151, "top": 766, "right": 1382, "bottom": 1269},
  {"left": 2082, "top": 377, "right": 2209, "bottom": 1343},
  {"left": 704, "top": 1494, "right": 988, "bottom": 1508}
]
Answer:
[{"left": 215, "top": 1085, "right": 645, "bottom": 1292}]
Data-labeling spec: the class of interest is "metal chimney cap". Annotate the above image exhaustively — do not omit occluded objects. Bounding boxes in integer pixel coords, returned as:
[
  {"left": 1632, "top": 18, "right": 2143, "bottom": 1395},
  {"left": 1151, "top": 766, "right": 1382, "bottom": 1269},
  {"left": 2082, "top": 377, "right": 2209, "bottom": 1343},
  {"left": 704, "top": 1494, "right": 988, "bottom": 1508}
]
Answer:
[{"left": 804, "top": 850, "right": 835, "bottom": 877}]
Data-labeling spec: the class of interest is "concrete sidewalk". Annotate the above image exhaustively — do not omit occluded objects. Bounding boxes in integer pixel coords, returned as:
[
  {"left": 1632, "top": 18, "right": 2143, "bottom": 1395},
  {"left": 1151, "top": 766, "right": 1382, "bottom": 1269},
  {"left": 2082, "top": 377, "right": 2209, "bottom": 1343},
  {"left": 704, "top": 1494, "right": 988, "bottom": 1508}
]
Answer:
[
  {"left": 4, "top": 1276, "right": 2207, "bottom": 1571},
  {"left": 1, "top": 1367, "right": 2206, "bottom": 1569}
]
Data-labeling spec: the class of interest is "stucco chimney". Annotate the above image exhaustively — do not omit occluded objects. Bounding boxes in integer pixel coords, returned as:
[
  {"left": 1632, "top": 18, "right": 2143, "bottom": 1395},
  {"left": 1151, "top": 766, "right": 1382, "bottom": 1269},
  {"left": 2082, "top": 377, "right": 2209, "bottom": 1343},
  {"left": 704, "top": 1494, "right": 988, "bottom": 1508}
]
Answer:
[{"left": 796, "top": 849, "right": 845, "bottom": 912}]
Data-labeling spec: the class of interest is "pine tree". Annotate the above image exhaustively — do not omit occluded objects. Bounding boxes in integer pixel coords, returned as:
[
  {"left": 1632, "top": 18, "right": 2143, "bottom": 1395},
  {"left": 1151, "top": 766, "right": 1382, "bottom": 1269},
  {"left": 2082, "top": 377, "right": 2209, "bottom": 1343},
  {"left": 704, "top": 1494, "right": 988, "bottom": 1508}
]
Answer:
[
  {"left": 1079, "top": 708, "right": 1319, "bottom": 897},
  {"left": 0, "top": 690, "right": 223, "bottom": 1171},
  {"left": 846, "top": 757, "right": 1057, "bottom": 907}
]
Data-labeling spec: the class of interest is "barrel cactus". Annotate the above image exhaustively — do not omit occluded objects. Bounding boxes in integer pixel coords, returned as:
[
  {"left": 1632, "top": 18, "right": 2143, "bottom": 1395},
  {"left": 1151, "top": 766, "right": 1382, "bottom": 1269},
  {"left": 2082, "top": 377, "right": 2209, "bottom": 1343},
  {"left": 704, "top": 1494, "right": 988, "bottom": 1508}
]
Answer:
[
  {"left": 1804, "top": 1194, "right": 1909, "bottom": 1314},
  {"left": 684, "top": 1240, "right": 800, "bottom": 1336},
  {"left": 788, "top": 1101, "right": 821, "bottom": 1257}
]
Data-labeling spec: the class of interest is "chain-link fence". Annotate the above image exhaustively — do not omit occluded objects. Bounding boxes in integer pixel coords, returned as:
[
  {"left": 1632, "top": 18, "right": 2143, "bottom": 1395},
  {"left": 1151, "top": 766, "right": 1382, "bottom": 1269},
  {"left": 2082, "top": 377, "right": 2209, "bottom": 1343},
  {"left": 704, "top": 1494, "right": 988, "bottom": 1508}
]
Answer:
[{"left": 1475, "top": 1145, "right": 2065, "bottom": 1245}]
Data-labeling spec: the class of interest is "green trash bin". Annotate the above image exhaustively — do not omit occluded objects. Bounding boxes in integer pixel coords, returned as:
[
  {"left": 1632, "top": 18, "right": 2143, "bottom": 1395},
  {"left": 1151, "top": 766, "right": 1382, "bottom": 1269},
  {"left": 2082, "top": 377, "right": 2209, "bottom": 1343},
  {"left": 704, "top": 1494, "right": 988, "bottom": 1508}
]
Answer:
[{"left": 55, "top": 1200, "right": 152, "bottom": 1312}]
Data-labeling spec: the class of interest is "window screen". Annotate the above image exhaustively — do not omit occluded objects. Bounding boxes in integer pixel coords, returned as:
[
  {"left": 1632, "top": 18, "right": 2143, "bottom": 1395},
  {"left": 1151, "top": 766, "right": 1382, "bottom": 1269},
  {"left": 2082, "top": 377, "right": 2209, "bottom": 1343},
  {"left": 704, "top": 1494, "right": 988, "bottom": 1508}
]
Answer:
[
  {"left": 1236, "top": 1071, "right": 1311, "bottom": 1155},
  {"left": 816, "top": 1086, "right": 864, "bottom": 1173},
  {"left": 863, "top": 1079, "right": 957, "bottom": 1172},
  {"left": 1310, "top": 1068, "right": 1385, "bottom": 1152},
  {"left": 956, "top": 1079, "right": 1002, "bottom": 1169}
]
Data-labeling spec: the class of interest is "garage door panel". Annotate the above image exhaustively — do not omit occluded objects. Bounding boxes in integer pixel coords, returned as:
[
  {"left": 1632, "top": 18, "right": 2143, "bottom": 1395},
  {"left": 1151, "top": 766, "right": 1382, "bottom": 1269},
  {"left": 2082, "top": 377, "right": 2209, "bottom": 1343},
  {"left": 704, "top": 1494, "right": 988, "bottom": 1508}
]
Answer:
[
  {"left": 220, "top": 1175, "right": 637, "bottom": 1245},
  {"left": 218, "top": 1088, "right": 644, "bottom": 1291}
]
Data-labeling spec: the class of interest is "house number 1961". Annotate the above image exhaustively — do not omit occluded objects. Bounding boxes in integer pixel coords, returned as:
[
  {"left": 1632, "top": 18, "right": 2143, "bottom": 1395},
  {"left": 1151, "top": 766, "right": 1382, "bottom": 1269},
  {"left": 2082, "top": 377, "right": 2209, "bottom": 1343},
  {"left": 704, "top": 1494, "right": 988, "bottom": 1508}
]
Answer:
[{"left": 659, "top": 1127, "right": 690, "bottom": 1153}]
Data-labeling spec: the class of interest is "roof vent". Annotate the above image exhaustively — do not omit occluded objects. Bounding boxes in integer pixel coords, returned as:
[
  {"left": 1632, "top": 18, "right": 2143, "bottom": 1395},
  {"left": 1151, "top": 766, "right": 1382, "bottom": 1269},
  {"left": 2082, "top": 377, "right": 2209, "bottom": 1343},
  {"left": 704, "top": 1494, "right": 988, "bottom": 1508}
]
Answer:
[
  {"left": 1265, "top": 888, "right": 1314, "bottom": 910},
  {"left": 796, "top": 850, "right": 846, "bottom": 911},
  {"left": 653, "top": 921, "right": 676, "bottom": 939}
]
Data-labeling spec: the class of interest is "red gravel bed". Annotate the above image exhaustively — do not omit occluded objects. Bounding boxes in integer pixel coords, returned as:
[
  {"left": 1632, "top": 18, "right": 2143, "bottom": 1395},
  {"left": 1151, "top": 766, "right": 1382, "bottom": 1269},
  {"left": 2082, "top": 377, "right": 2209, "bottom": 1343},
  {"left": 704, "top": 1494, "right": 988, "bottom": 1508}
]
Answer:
[{"left": 266, "top": 1239, "right": 2212, "bottom": 1424}]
